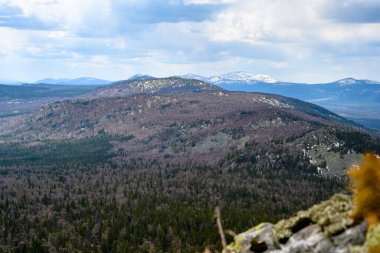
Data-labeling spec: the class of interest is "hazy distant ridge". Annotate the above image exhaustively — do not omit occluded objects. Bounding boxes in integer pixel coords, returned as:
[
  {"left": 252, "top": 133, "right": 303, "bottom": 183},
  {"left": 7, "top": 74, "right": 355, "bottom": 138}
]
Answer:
[{"left": 33, "top": 77, "right": 112, "bottom": 85}]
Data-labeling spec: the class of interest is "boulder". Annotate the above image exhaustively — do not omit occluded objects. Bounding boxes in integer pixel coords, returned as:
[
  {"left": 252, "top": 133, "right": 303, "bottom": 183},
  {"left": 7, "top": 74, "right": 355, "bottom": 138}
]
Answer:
[{"left": 225, "top": 194, "right": 368, "bottom": 253}]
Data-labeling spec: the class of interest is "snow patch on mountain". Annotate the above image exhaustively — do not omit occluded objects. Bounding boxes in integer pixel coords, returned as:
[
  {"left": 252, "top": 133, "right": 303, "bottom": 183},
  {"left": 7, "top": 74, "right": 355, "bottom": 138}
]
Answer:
[
  {"left": 181, "top": 74, "right": 205, "bottom": 80},
  {"left": 219, "top": 72, "right": 278, "bottom": 83},
  {"left": 336, "top": 78, "right": 380, "bottom": 86},
  {"left": 180, "top": 71, "right": 279, "bottom": 84},
  {"left": 128, "top": 74, "right": 156, "bottom": 81},
  {"left": 336, "top": 78, "right": 360, "bottom": 86}
]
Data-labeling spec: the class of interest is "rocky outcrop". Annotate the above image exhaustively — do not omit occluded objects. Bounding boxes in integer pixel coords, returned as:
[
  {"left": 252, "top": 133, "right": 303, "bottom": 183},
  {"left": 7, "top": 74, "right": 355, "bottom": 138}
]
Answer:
[{"left": 225, "top": 194, "right": 373, "bottom": 253}]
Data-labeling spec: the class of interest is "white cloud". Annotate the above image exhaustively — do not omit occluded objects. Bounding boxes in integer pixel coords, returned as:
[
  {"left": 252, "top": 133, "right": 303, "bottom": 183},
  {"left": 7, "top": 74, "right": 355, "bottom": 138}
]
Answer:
[
  {"left": 203, "top": 0, "right": 380, "bottom": 63},
  {"left": 205, "top": 0, "right": 316, "bottom": 43},
  {"left": 317, "top": 23, "right": 380, "bottom": 43},
  {"left": 0, "top": 0, "right": 379, "bottom": 82},
  {"left": 1, "top": 0, "right": 116, "bottom": 36}
]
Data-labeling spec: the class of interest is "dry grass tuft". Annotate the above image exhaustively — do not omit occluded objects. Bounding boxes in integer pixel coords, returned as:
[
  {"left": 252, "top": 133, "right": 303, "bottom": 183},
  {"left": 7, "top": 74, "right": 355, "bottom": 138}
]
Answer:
[{"left": 348, "top": 153, "right": 380, "bottom": 227}]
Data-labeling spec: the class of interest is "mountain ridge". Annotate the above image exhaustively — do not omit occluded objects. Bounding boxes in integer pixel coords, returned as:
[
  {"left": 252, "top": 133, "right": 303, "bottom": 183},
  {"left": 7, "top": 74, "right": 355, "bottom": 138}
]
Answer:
[
  {"left": 181, "top": 71, "right": 279, "bottom": 84},
  {"left": 8, "top": 72, "right": 380, "bottom": 87},
  {"left": 93, "top": 77, "right": 223, "bottom": 98},
  {"left": 180, "top": 72, "right": 380, "bottom": 86},
  {"left": 3, "top": 73, "right": 380, "bottom": 130},
  {"left": 179, "top": 73, "right": 380, "bottom": 129},
  {"left": 2, "top": 88, "right": 373, "bottom": 176},
  {"left": 127, "top": 74, "right": 156, "bottom": 81},
  {"left": 33, "top": 77, "right": 112, "bottom": 85}
]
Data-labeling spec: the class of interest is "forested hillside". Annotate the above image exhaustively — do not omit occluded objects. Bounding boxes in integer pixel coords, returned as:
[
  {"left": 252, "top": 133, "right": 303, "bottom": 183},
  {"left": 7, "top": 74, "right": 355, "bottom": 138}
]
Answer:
[{"left": 1, "top": 85, "right": 379, "bottom": 252}]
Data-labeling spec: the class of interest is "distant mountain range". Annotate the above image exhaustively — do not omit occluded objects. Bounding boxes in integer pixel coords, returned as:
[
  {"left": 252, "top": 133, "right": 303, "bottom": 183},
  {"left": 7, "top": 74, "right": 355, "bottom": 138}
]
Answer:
[
  {"left": 0, "top": 80, "right": 24, "bottom": 85},
  {"left": 180, "top": 72, "right": 380, "bottom": 129},
  {"left": 197, "top": 75, "right": 380, "bottom": 106},
  {"left": 2, "top": 72, "right": 380, "bottom": 129},
  {"left": 32, "top": 75, "right": 156, "bottom": 85},
  {"left": 4, "top": 72, "right": 379, "bottom": 88},
  {"left": 33, "top": 77, "right": 113, "bottom": 85},
  {"left": 181, "top": 71, "right": 279, "bottom": 84},
  {"left": 180, "top": 71, "right": 380, "bottom": 86}
]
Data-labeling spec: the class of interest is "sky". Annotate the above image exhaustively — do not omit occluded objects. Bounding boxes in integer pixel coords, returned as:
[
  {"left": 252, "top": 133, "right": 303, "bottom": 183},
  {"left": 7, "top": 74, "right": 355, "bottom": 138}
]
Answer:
[{"left": 0, "top": 0, "right": 380, "bottom": 83}]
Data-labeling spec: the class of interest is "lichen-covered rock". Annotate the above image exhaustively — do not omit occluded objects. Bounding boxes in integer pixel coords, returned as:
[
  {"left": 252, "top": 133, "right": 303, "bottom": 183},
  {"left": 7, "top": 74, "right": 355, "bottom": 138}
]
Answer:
[
  {"left": 272, "top": 224, "right": 333, "bottom": 253},
  {"left": 226, "top": 223, "right": 276, "bottom": 253},
  {"left": 225, "top": 194, "right": 367, "bottom": 253},
  {"left": 273, "top": 194, "right": 353, "bottom": 245}
]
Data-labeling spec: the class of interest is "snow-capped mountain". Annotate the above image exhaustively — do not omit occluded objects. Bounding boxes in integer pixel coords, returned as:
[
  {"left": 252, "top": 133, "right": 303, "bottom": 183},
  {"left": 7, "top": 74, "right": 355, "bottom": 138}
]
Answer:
[
  {"left": 334, "top": 78, "right": 380, "bottom": 87},
  {"left": 193, "top": 75, "right": 379, "bottom": 130},
  {"left": 218, "top": 72, "right": 278, "bottom": 84},
  {"left": 34, "top": 77, "right": 112, "bottom": 85},
  {"left": 181, "top": 71, "right": 279, "bottom": 84},
  {"left": 128, "top": 74, "right": 156, "bottom": 81},
  {"left": 181, "top": 74, "right": 206, "bottom": 81}
]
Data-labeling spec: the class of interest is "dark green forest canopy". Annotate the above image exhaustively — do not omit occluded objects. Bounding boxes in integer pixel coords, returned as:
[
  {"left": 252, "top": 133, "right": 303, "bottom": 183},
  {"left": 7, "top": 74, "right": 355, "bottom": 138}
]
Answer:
[
  {"left": 0, "top": 162, "right": 344, "bottom": 252},
  {"left": 0, "top": 132, "right": 356, "bottom": 252}
]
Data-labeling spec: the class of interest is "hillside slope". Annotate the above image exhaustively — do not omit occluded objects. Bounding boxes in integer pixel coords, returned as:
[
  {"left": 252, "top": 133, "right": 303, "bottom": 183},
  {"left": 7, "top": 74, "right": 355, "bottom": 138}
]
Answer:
[
  {"left": 0, "top": 84, "right": 99, "bottom": 117},
  {"left": 1, "top": 91, "right": 376, "bottom": 176}
]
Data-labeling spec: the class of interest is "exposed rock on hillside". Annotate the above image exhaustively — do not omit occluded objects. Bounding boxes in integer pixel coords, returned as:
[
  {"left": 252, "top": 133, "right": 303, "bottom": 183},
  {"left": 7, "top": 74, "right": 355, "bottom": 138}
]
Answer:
[
  {"left": 225, "top": 194, "right": 372, "bottom": 253},
  {"left": 94, "top": 77, "right": 222, "bottom": 97}
]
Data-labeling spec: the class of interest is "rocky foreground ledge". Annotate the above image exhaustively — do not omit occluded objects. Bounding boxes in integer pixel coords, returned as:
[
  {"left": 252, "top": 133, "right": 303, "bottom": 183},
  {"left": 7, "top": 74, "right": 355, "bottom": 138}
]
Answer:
[{"left": 224, "top": 194, "right": 380, "bottom": 253}]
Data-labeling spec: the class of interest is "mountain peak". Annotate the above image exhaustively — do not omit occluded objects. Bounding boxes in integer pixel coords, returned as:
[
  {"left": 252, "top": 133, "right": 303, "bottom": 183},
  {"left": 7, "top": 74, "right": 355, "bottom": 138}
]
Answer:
[
  {"left": 181, "top": 73, "right": 205, "bottom": 80},
  {"left": 336, "top": 78, "right": 359, "bottom": 86},
  {"left": 220, "top": 71, "right": 279, "bottom": 83},
  {"left": 128, "top": 74, "right": 156, "bottom": 81},
  {"left": 335, "top": 78, "right": 380, "bottom": 86},
  {"left": 95, "top": 77, "right": 222, "bottom": 97}
]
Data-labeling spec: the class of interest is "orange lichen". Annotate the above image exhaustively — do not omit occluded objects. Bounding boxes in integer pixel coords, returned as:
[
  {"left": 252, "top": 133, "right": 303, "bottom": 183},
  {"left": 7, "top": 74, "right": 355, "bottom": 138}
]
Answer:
[{"left": 348, "top": 153, "right": 380, "bottom": 227}]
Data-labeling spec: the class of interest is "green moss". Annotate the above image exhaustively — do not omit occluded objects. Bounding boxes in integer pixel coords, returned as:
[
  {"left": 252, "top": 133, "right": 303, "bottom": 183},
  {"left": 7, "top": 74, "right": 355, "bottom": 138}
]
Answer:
[
  {"left": 367, "top": 224, "right": 380, "bottom": 248},
  {"left": 351, "top": 224, "right": 380, "bottom": 253}
]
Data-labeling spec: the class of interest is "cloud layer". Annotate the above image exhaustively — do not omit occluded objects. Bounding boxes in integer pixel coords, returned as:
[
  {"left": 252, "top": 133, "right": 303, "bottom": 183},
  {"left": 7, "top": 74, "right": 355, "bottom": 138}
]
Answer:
[{"left": 0, "top": 0, "right": 379, "bottom": 82}]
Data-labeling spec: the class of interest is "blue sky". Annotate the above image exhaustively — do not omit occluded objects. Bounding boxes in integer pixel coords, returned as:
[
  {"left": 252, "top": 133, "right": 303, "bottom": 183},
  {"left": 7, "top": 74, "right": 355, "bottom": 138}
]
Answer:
[{"left": 0, "top": 0, "right": 380, "bottom": 83}]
